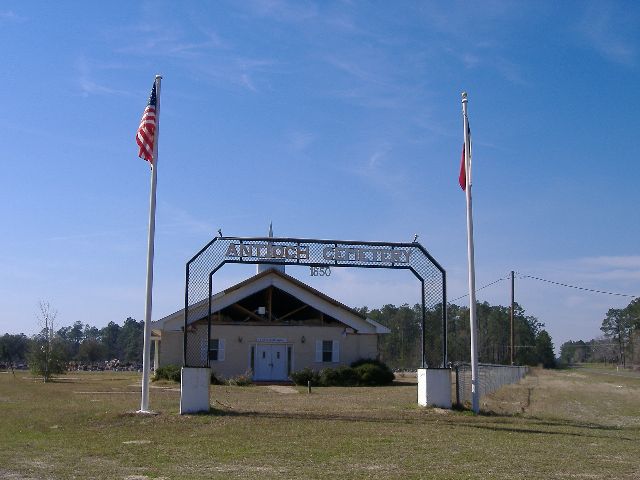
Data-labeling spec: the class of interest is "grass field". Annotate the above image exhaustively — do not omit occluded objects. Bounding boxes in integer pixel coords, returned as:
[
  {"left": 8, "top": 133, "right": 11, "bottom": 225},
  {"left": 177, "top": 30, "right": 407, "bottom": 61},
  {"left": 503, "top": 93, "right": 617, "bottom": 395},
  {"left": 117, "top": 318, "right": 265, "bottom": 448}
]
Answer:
[{"left": 0, "top": 367, "right": 638, "bottom": 479}]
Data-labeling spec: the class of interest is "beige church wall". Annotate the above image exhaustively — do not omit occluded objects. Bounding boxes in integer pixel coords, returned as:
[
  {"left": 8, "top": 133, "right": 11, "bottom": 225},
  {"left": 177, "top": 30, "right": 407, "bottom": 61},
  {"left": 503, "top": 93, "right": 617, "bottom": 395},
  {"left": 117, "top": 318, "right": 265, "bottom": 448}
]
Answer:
[
  {"left": 158, "top": 330, "right": 183, "bottom": 368},
  {"left": 158, "top": 323, "right": 379, "bottom": 379}
]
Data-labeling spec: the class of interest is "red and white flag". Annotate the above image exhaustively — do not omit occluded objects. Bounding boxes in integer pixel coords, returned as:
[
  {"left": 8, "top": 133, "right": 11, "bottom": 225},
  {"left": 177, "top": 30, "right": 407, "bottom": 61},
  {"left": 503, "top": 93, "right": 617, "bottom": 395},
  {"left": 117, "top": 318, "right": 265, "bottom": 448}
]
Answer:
[
  {"left": 136, "top": 83, "right": 157, "bottom": 163},
  {"left": 459, "top": 144, "right": 466, "bottom": 191},
  {"left": 459, "top": 125, "right": 471, "bottom": 191}
]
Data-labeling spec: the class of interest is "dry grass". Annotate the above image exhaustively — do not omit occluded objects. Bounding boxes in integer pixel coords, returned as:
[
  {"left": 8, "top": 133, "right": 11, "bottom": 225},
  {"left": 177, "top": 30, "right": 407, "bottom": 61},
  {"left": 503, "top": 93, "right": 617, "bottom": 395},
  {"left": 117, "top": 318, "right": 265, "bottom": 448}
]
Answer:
[{"left": 0, "top": 367, "right": 638, "bottom": 479}]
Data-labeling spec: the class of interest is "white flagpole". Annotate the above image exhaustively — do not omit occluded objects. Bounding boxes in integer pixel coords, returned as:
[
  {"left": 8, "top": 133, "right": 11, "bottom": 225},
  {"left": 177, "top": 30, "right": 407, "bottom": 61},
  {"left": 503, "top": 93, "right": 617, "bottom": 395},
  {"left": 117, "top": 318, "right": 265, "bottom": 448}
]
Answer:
[
  {"left": 140, "top": 74, "right": 162, "bottom": 413},
  {"left": 462, "top": 91, "right": 480, "bottom": 414}
]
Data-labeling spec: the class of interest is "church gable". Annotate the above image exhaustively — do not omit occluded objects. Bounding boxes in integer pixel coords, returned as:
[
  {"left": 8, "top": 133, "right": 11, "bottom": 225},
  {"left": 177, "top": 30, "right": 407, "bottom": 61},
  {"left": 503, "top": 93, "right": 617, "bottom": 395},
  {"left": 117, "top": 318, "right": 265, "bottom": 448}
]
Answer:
[
  {"left": 212, "top": 285, "right": 348, "bottom": 328},
  {"left": 155, "top": 270, "right": 386, "bottom": 334}
]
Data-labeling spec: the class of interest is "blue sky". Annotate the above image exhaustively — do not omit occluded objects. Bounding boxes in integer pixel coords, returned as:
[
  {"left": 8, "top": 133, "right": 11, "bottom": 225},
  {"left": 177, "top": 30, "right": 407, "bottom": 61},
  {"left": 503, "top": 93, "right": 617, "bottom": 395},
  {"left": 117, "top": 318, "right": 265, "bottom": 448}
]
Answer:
[{"left": 1, "top": 1, "right": 638, "bottom": 352}]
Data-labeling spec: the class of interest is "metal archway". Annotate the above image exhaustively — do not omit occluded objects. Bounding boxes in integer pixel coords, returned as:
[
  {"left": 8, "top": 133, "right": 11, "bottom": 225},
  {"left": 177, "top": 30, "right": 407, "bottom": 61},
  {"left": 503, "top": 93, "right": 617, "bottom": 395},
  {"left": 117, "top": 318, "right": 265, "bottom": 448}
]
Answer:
[{"left": 183, "top": 236, "right": 446, "bottom": 369}]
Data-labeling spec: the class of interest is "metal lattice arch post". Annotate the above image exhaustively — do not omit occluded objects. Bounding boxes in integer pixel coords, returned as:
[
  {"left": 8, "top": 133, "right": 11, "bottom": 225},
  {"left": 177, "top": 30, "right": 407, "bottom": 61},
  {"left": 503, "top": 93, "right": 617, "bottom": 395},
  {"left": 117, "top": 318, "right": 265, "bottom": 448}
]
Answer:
[{"left": 183, "top": 236, "right": 447, "bottom": 369}]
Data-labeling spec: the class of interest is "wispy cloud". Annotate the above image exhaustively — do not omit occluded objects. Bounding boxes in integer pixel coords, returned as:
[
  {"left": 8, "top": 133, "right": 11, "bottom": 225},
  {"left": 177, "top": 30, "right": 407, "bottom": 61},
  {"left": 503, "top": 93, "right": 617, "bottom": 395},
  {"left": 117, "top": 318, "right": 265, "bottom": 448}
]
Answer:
[
  {"left": 116, "top": 24, "right": 227, "bottom": 59},
  {"left": 112, "top": 19, "right": 275, "bottom": 93},
  {"left": 76, "top": 57, "right": 133, "bottom": 97},
  {"left": 324, "top": 14, "right": 363, "bottom": 35},
  {"left": 323, "top": 52, "right": 424, "bottom": 110},
  {"left": 573, "top": 256, "right": 640, "bottom": 283},
  {"left": 153, "top": 203, "right": 212, "bottom": 236},
  {"left": 494, "top": 58, "right": 530, "bottom": 86},
  {"left": 346, "top": 143, "right": 411, "bottom": 198},
  {"left": 237, "top": 0, "right": 318, "bottom": 23},
  {"left": 47, "top": 228, "right": 142, "bottom": 242},
  {"left": 518, "top": 255, "right": 640, "bottom": 298},
  {"left": 44, "top": 202, "right": 219, "bottom": 244},
  {"left": 0, "top": 10, "right": 25, "bottom": 22},
  {"left": 419, "top": 3, "right": 536, "bottom": 86},
  {"left": 460, "top": 53, "right": 481, "bottom": 69},
  {"left": 192, "top": 57, "right": 276, "bottom": 93},
  {"left": 78, "top": 78, "right": 131, "bottom": 97},
  {"left": 579, "top": 256, "right": 640, "bottom": 269},
  {"left": 326, "top": 56, "right": 391, "bottom": 87},
  {"left": 576, "top": 3, "right": 636, "bottom": 66},
  {"left": 285, "top": 130, "right": 316, "bottom": 152}
]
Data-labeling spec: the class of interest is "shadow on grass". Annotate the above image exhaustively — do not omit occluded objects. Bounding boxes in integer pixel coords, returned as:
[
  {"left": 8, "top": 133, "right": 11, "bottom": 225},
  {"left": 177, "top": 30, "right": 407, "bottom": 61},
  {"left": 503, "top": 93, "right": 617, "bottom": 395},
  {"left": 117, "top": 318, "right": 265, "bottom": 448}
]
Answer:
[
  {"left": 389, "top": 380, "right": 417, "bottom": 386},
  {"left": 187, "top": 406, "right": 431, "bottom": 425},
  {"left": 185, "top": 405, "right": 637, "bottom": 441},
  {"left": 453, "top": 404, "right": 638, "bottom": 432},
  {"left": 447, "top": 405, "right": 639, "bottom": 441},
  {"left": 453, "top": 420, "right": 636, "bottom": 441},
  {"left": 288, "top": 381, "right": 416, "bottom": 388}
]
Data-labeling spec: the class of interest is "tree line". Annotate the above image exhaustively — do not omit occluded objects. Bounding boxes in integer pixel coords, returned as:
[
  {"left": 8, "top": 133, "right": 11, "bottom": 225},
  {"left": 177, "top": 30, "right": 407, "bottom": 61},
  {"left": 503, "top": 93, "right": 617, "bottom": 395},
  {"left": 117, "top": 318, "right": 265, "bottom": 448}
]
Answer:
[
  {"left": 560, "top": 298, "right": 639, "bottom": 367},
  {"left": 0, "top": 313, "right": 145, "bottom": 378},
  {"left": 2, "top": 299, "right": 557, "bottom": 377},
  {"left": 359, "top": 301, "right": 555, "bottom": 369}
]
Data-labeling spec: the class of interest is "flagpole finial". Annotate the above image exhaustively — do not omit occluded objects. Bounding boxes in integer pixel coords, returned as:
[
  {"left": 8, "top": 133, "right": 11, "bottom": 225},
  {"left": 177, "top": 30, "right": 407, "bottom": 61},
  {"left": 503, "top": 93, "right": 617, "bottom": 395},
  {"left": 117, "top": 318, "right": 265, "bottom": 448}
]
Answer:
[
  {"left": 155, "top": 74, "right": 163, "bottom": 80},
  {"left": 461, "top": 91, "right": 468, "bottom": 103}
]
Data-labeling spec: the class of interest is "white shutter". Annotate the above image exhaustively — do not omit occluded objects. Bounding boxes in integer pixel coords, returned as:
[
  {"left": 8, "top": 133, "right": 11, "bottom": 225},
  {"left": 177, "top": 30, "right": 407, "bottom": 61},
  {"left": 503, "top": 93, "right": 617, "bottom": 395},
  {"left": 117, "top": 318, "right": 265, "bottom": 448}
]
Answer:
[
  {"left": 218, "top": 338, "right": 225, "bottom": 362},
  {"left": 332, "top": 340, "right": 340, "bottom": 363},
  {"left": 200, "top": 337, "right": 207, "bottom": 363},
  {"left": 315, "top": 340, "right": 322, "bottom": 362}
]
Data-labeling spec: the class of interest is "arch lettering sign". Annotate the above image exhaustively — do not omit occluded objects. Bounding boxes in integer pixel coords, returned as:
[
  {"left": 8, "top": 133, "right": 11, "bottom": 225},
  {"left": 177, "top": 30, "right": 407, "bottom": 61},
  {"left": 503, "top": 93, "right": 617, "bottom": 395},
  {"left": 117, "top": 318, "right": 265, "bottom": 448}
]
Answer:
[{"left": 183, "top": 236, "right": 447, "bottom": 368}]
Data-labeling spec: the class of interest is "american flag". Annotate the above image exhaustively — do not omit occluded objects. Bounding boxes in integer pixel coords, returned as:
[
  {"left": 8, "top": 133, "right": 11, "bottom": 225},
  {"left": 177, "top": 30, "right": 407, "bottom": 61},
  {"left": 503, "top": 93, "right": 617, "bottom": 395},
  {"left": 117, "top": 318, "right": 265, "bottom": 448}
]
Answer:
[{"left": 136, "top": 82, "right": 157, "bottom": 163}]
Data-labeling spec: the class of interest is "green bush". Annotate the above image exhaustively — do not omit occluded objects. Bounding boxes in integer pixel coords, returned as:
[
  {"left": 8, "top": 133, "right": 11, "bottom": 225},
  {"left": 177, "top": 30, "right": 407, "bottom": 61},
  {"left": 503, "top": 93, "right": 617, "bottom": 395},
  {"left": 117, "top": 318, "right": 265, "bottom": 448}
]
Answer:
[
  {"left": 154, "top": 366, "right": 226, "bottom": 385},
  {"left": 290, "top": 367, "right": 320, "bottom": 386},
  {"left": 290, "top": 360, "right": 396, "bottom": 387},
  {"left": 350, "top": 358, "right": 387, "bottom": 369},
  {"left": 153, "top": 364, "right": 181, "bottom": 382},
  {"left": 354, "top": 363, "right": 394, "bottom": 386},
  {"left": 351, "top": 358, "right": 395, "bottom": 385},
  {"left": 320, "top": 366, "right": 359, "bottom": 386}
]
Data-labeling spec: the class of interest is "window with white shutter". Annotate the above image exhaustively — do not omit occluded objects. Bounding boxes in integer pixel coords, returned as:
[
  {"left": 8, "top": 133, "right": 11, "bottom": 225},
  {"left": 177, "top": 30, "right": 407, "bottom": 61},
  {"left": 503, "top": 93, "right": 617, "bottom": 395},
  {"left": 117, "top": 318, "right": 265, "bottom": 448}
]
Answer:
[
  {"left": 322, "top": 340, "right": 333, "bottom": 362},
  {"left": 317, "top": 340, "right": 339, "bottom": 363},
  {"left": 209, "top": 338, "right": 225, "bottom": 362}
]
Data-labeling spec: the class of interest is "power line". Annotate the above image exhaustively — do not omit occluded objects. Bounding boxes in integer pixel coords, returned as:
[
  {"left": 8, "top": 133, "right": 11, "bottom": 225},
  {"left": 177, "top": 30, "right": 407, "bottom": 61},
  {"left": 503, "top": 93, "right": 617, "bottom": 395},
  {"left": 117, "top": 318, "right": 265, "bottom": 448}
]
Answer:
[
  {"left": 449, "top": 271, "right": 637, "bottom": 305},
  {"left": 516, "top": 272, "right": 637, "bottom": 298},
  {"left": 450, "top": 276, "right": 509, "bottom": 303}
]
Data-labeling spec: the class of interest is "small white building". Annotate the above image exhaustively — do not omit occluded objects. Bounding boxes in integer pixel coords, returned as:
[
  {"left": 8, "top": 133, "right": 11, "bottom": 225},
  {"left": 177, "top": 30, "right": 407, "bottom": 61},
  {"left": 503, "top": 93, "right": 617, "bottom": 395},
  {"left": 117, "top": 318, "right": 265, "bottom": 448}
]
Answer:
[{"left": 152, "top": 267, "right": 390, "bottom": 381}]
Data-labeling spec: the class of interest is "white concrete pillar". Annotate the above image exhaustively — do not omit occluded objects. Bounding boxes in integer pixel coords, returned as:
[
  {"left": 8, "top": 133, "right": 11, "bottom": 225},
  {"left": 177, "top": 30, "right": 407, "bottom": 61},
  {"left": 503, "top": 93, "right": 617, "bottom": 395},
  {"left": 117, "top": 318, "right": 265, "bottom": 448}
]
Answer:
[
  {"left": 180, "top": 367, "right": 211, "bottom": 414},
  {"left": 417, "top": 368, "right": 452, "bottom": 409}
]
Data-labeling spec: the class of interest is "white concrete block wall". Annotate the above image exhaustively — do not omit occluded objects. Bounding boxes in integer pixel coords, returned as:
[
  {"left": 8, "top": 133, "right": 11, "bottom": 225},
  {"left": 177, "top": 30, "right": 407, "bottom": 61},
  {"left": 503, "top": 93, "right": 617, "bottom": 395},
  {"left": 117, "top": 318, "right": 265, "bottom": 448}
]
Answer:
[
  {"left": 417, "top": 368, "right": 452, "bottom": 409},
  {"left": 180, "top": 367, "right": 210, "bottom": 414}
]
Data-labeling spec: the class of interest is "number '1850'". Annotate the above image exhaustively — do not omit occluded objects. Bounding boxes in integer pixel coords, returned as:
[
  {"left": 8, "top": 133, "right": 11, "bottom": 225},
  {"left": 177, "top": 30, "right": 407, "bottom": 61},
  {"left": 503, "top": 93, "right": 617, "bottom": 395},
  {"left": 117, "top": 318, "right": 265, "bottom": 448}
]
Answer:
[{"left": 310, "top": 266, "right": 331, "bottom": 277}]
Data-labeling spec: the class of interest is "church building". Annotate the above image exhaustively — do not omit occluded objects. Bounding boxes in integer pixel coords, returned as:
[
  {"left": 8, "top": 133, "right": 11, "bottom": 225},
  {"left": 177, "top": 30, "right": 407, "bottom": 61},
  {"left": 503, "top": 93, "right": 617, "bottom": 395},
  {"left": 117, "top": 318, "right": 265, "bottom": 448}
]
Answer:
[{"left": 151, "top": 247, "right": 390, "bottom": 381}]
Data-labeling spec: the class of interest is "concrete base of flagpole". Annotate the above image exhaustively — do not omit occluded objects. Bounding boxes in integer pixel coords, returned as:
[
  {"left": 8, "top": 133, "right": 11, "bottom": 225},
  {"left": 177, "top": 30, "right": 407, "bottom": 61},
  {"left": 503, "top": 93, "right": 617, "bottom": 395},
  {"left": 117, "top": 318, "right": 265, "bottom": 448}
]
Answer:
[{"left": 134, "top": 409, "right": 159, "bottom": 415}]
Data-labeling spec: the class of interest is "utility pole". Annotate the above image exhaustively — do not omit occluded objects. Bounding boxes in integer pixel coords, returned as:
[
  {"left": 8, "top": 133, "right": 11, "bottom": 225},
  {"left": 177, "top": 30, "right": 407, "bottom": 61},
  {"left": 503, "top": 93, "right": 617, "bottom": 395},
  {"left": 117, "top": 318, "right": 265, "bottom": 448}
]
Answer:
[{"left": 510, "top": 270, "right": 515, "bottom": 365}]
